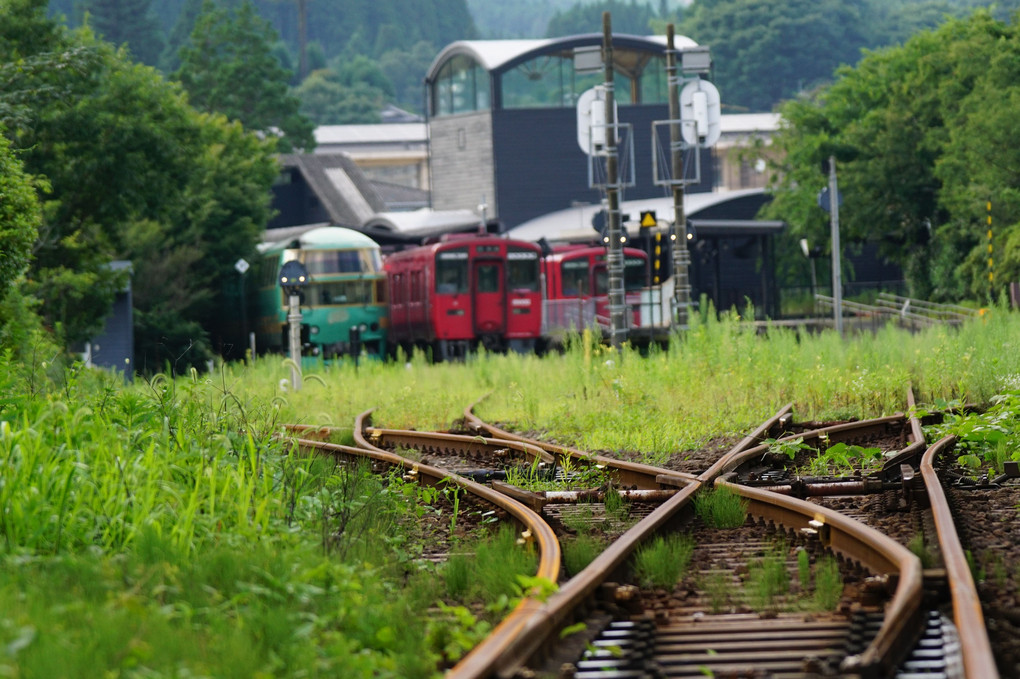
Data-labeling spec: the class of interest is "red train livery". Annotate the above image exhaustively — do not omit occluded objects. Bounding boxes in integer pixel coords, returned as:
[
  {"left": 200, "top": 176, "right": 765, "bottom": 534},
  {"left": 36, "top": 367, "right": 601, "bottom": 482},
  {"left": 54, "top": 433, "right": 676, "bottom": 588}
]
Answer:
[
  {"left": 385, "top": 234, "right": 544, "bottom": 360},
  {"left": 541, "top": 244, "right": 650, "bottom": 339}
]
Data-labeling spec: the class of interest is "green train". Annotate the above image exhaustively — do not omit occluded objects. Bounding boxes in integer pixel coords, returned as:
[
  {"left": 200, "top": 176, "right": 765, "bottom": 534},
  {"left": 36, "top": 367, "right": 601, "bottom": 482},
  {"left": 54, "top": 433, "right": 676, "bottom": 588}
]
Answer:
[{"left": 252, "top": 226, "right": 388, "bottom": 358}]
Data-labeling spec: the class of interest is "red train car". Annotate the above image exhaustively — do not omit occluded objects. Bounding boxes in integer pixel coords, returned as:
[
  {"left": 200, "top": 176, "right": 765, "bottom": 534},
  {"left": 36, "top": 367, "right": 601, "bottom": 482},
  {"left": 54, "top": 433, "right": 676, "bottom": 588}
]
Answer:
[
  {"left": 541, "top": 245, "right": 650, "bottom": 340},
  {"left": 385, "top": 234, "right": 544, "bottom": 360}
]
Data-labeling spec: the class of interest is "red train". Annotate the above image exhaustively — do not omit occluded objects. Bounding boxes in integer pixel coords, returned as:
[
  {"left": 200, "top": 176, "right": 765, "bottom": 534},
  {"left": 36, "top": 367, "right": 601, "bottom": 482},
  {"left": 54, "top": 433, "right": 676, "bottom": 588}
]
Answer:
[
  {"left": 541, "top": 244, "right": 650, "bottom": 342},
  {"left": 385, "top": 234, "right": 544, "bottom": 360}
]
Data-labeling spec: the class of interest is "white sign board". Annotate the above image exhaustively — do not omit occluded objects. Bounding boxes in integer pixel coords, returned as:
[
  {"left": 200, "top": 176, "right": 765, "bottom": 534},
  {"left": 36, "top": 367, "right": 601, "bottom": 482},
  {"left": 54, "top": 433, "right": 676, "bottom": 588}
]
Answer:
[
  {"left": 576, "top": 86, "right": 618, "bottom": 156},
  {"left": 679, "top": 79, "right": 721, "bottom": 147}
]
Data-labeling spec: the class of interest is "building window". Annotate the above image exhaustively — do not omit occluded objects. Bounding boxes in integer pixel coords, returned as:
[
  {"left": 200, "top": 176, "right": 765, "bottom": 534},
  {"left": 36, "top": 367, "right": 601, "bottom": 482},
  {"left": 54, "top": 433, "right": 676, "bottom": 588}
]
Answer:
[
  {"left": 501, "top": 52, "right": 668, "bottom": 109},
  {"left": 432, "top": 55, "right": 490, "bottom": 117}
]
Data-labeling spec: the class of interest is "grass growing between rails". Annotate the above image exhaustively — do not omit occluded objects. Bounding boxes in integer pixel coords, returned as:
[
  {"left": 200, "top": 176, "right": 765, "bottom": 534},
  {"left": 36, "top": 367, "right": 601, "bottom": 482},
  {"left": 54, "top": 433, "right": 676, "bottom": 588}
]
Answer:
[
  {"left": 632, "top": 534, "right": 695, "bottom": 588},
  {"left": 694, "top": 486, "right": 748, "bottom": 529}
]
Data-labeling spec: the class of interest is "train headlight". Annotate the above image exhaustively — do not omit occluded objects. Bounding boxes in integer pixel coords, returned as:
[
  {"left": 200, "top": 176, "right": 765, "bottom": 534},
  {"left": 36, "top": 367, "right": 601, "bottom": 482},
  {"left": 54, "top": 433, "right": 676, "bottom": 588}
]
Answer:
[{"left": 309, "top": 325, "right": 320, "bottom": 335}]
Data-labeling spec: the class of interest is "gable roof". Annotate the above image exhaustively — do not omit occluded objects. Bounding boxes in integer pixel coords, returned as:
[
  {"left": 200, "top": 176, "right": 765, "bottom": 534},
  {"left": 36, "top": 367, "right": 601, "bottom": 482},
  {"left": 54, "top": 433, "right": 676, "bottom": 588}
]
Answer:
[{"left": 276, "top": 153, "right": 385, "bottom": 227}]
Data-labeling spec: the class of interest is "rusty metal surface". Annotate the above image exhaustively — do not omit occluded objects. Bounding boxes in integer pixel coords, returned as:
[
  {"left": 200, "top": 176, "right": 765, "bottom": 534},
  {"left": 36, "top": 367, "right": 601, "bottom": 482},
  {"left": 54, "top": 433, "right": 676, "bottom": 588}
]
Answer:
[
  {"left": 338, "top": 402, "right": 934, "bottom": 678},
  {"left": 703, "top": 413, "right": 911, "bottom": 482},
  {"left": 463, "top": 396, "right": 699, "bottom": 489},
  {"left": 921, "top": 435, "right": 1000, "bottom": 679},
  {"left": 345, "top": 411, "right": 574, "bottom": 679},
  {"left": 717, "top": 478, "right": 924, "bottom": 677}
]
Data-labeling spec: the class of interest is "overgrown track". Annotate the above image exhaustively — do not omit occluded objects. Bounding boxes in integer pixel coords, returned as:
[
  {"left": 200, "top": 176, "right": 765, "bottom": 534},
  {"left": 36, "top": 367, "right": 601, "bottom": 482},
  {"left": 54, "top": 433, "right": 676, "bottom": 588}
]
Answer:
[
  {"left": 279, "top": 418, "right": 562, "bottom": 678},
  {"left": 458, "top": 395, "right": 971, "bottom": 678}
]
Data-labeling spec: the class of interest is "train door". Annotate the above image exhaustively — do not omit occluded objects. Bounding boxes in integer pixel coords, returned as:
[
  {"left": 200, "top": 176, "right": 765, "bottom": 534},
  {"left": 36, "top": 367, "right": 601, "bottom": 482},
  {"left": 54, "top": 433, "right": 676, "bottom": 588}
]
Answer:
[
  {"left": 472, "top": 259, "right": 505, "bottom": 336},
  {"left": 593, "top": 258, "right": 610, "bottom": 323}
]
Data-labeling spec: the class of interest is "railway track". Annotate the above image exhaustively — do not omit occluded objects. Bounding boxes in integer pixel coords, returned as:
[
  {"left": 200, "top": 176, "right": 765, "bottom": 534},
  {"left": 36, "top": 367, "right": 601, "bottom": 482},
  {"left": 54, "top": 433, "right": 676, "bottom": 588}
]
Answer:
[
  {"left": 452, "top": 391, "right": 997, "bottom": 678},
  {"left": 277, "top": 387, "right": 1000, "bottom": 678}
]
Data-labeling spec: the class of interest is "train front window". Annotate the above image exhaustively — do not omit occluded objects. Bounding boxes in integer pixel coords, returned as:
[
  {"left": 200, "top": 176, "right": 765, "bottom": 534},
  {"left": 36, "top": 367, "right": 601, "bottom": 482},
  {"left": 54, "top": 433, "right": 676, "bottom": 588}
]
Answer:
[
  {"left": 312, "top": 280, "right": 373, "bottom": 305},
  {"left": 436, "top": 248, "right": 469, "bottom": 294},
  {"left": 625, "top": 256, "right": 648, "bottom": 291},
  {"left": 562, "top": 260, "right": 589, "bottom": 296},
  {"left": 304, "top": 249, "right": 363, "bottom": 274},
  {"left": 594, "top": 268, "right": 608, "bottom": 296},
  {"left": 507, "top": 248, "right": 540, "bottom": 291}
]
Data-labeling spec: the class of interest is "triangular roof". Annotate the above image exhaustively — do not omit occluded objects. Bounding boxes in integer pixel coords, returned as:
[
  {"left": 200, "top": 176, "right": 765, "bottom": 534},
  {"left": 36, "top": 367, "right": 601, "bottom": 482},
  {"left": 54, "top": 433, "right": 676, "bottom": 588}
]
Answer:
[{"left": 276, "top": 153, "right": 385, "bottom": 227}]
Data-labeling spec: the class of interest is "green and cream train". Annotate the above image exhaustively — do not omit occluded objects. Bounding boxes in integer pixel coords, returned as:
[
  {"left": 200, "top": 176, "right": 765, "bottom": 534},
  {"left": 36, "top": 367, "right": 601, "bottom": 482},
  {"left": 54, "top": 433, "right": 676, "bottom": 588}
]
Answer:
[{"left": 251, "top": 226, "right": 388, "bottom": 358}]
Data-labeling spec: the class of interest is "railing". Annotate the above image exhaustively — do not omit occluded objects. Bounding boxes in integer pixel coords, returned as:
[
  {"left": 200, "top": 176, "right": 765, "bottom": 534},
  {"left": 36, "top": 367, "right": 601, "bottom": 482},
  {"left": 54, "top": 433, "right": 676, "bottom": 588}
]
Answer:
[
  {"left": 814, "top": 293, "right": 980, "bottom": 331},
  {"left": 540, "top": 284, "right": 675, "bottom": 337},
  {"left": 874, "top": 292, "right": 980, "bottom": 323}
]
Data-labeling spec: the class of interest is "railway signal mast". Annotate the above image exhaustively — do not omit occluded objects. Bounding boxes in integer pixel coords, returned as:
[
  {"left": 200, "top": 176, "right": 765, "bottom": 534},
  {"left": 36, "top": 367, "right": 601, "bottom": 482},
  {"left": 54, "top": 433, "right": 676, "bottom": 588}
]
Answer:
[
  {"left": 660, "top": 28, "right": 719, "bottom": 331},
  {"left": 577, "top": 14, "right": 635, "bottom": 350}
]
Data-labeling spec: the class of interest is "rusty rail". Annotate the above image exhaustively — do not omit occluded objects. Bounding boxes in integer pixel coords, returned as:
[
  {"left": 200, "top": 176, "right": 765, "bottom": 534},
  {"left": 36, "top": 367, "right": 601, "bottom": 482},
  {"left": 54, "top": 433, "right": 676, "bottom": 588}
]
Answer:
[
  {"left": 921, "top": 435, "right": 1000, "bottom": 679},
  {"left": 717, "top": 477, "right": 923, "bottom": 676}
]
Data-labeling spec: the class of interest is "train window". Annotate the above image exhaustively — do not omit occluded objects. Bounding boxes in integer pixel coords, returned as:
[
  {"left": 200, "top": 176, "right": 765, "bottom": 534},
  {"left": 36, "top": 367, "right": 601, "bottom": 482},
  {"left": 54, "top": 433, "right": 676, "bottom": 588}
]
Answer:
[
  {"left": 303, "top": 250, "right": 363, "bottom": 274},
  {"left": 625, "top": 256, "right": 648, "bottom": 291},
  {"left": 561, "top": 260, "right": 590, "bottom": 297},
  {"left": 507, "top": 248, "right": 540, "bottom": 291},
  {"left": 375, "top": 279, "right": 387, "bottom": 304},
  {"left": 436, "top": 248, "right": 469, "bottom": 294},
  {"left": 311, "top": 280, "right": 373, "bottom": 305},
  {"left": 476, "top": 263, "right": 500, "bottom": 293}
]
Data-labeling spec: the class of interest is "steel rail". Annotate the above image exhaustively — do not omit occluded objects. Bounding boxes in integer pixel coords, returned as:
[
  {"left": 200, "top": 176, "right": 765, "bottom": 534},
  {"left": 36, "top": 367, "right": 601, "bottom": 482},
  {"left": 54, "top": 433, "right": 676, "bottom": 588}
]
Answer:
[
  {"left": 876, "top": 387, "right": 930, "bottom": 478},
  {"left": 702, "top": 413, "right": 911, "bottom": 482},
  {"left": 462, "top": 395, "right": 737, "bottom": 488},
  {"left": 461, "top": 404, "right": 793, "bottom": 678},
  {"left": 360, "top": 427, "right": 556, "bottom": 465},
  {"left": 921, "top": 434, "right": 1000, "bottom": 679},
  {"left": 336, "top": 411, "right": 565, "bottom": 679},
  {"left": 716, "top": 477, "right": 924, "bottom": 677}
]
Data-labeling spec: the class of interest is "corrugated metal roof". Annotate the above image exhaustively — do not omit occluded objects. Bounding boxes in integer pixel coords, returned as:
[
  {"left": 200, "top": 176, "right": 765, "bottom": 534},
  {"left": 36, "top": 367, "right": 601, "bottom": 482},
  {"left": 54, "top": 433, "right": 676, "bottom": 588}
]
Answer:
[
  {"left": 506, "top": 188, "right": 770, "bottom": 242},
  {"left": 426, "top": 33, "right": 699, "bottom": 80}
]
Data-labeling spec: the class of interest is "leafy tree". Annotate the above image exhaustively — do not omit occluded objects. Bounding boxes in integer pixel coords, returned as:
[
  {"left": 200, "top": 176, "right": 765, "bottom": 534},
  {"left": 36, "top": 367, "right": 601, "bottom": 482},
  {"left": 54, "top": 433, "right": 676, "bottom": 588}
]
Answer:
[
  {"left": 295, "top": 69, "right": 386, "bottom": 124},
  {"left": 0, "top": 131, "right": 40, "bottom": 303},
  {"left": 2, "top": 1, "right": 279, "bottom": 369},
  {"left": 765, "top": 11, "right": 1020, "bottom": 301},
  {"left": 160, "top": 0, "right": 203, "bottom": 72},
  {"left": 680, "top": 0, "right": 874, "bottom": 113},
  {"left": 175, "top": 0, "right": 315, "bottom": 152},
  {"left": 378, "top": 40, "right": 435, "bottom": 113},
  {"left": 83, "top": 0, "right": 165, "bottom": 66}
]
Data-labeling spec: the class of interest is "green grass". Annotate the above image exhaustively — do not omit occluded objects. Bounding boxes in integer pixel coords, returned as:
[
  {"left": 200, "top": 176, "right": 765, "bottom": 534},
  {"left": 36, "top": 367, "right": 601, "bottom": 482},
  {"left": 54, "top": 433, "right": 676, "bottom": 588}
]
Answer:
[
  {"left": 632, "top": 534, "right": 695, "bottom": 589},
  {"left": 562, "top": 533, "right": 606, "bottom": 577},
  {"left": 442, "top": 524, "right": 538, "bottom": 605},
  {"left": 3, "top": 309, "right": 1020, "bottom": 675},
  {"left": 747, "top": 543, "right": 790, "bottom": 611},
  {"left": 694, "top": 486, "right": 748, "bottom": 529},
  {"left": 813, "top": 556, "right": 844, "bottom": 610}
]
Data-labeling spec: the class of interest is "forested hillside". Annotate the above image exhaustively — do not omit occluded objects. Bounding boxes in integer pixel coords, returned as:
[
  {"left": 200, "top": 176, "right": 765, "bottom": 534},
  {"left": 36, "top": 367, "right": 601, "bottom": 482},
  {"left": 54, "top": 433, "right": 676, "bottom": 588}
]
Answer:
[{"left": 46, "top": 0, "right": 1020, "bottom": 121}]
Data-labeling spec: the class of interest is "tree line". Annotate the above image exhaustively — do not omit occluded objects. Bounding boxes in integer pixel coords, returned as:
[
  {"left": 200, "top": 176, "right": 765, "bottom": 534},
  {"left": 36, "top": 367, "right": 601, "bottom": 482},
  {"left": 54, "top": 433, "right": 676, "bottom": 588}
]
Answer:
[
  {"left": 765, "top": 9, "right": 1020, "bottom": 303},
  {"left": 4, "top": 0, "right": 1019, "bottom": 381},
  {"left": 1, "top": 0, "right": 285, "bottom": 374}
]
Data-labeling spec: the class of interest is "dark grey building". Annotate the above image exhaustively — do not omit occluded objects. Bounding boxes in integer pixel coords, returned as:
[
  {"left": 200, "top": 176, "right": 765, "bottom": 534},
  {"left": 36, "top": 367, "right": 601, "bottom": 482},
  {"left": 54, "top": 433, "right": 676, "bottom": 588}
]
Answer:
[{"left": 425, "top": 34, "right": 713, "bottom": 231}]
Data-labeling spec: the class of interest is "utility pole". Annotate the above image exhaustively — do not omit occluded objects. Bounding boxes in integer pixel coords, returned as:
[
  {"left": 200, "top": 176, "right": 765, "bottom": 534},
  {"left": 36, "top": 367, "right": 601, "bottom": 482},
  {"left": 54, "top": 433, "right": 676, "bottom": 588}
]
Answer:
[
  {"left": 828, "top": 156, "right": 843, "bottom": 335},
  {"left": 987, "top": 200, "right": 994, "bottom": 302},
  {"left": 603, "top": 12, "right": 626, "bottom": 350}
]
